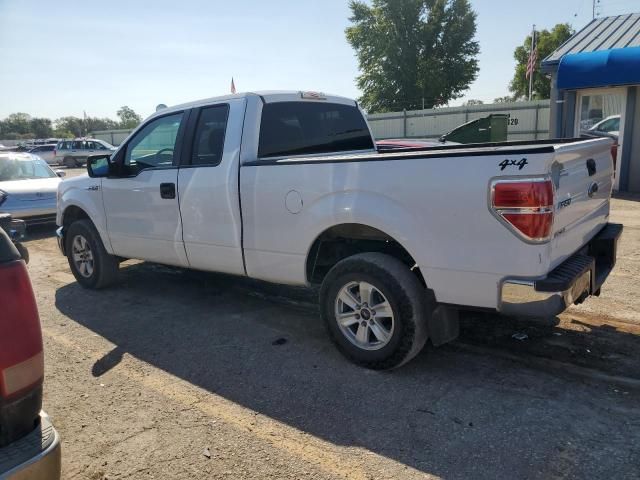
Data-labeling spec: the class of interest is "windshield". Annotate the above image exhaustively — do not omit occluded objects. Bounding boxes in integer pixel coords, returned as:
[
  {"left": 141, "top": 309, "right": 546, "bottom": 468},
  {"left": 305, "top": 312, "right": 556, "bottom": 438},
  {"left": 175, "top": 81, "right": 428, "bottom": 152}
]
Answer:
[{"left": 0, "top": 156, "right": 57, "bottom": 181}]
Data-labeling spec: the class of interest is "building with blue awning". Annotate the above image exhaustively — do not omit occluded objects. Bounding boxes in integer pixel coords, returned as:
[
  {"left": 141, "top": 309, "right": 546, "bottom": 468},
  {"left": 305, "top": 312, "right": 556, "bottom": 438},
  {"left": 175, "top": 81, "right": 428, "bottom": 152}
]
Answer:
[{"left": 542, "top": 13, "right": 640, "bottom": 193}]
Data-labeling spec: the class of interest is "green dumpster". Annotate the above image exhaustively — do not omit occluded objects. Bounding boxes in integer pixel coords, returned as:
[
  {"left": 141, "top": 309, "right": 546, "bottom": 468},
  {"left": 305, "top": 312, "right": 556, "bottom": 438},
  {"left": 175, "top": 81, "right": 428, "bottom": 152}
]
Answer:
[{"left": 440, "top": 114, "right": 509, "bottom": 144}]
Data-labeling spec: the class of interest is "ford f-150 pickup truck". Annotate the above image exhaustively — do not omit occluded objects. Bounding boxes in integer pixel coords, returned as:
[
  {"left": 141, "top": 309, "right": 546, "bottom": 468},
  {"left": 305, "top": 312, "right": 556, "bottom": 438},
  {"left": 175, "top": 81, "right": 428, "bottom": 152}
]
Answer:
[{"left": 56, "top": 91, "right": 622, "bottom": 369}]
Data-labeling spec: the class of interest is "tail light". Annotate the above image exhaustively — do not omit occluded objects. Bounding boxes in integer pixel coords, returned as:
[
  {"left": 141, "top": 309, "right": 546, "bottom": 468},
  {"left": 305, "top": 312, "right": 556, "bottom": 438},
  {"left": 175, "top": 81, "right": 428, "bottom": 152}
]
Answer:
[
  {"left": 0, "top": 260, "right": 43, "bottom": 399},
  {"left": 611, "top": 143, "right": 618, "bottom": 171},
  {"left": 490, "top": 178, "right": 554, "bottom": 243}
]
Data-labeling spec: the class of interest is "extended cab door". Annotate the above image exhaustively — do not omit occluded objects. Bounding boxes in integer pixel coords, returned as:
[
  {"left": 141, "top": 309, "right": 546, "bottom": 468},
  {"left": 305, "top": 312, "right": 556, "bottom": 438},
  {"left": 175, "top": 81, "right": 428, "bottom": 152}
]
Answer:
[
  {"left": 176, "top": 98, "right": 245, "bottom": 275},
  {"left": 101, "top": 111, "right": 189, "bottom": 266}
]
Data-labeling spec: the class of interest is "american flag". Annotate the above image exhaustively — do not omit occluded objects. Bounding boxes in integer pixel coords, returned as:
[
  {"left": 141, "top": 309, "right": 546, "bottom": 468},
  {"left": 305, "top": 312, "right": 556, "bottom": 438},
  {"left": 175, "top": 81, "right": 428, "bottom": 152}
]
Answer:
[
  {"left": 526, "top": 32, "right": 538, "bottom": 79},
  {"left": 231, "top": 77, "right": 236, "bottom": 94}
]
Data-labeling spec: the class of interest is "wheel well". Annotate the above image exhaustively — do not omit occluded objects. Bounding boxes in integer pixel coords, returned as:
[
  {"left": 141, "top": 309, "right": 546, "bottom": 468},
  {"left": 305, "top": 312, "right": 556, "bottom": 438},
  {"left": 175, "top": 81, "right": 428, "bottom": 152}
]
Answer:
[
  {"left": 62, "top": 205, "right": 90, "bottom": 228},
  {"left": 306, "top": 224, "right": 425, "bottom": 286}
]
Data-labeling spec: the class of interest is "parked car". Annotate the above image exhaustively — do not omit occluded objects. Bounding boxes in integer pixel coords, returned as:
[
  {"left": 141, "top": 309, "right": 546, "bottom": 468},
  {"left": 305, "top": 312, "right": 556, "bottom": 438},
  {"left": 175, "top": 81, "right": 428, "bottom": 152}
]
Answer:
[
  {"left": 0, "top": 227, "right": 61, "bottom": 479},
  {"left": 54, "top": 138, "right": 116, "bottom": 168},
  {"left": 57, "top": 90, "right": 622, "bottom": 370},
  {"left": 581, "top": 115, "right": 620, "bottom": 139},
  {"left": 0, "top": 152, "right": 65, "bottom": 226},
  {"left": 29, "top": 144, "right": 57, "bottom": 165}
]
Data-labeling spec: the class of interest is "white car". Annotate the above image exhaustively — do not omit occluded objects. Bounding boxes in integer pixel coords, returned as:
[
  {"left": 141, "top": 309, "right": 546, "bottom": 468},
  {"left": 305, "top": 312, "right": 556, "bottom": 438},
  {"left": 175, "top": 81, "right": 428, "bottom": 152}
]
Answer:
[
  {"left": 56, "top": 91, "right": 622, "bottom": 369},
  {"left": 0, "top": 153, "right": 64, "bottom": 226}
]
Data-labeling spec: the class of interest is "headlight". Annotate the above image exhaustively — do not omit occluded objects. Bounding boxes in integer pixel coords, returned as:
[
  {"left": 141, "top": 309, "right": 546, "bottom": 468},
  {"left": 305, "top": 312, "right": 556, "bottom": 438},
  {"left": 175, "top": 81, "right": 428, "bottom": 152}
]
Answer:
[{"left": 0, "top": 190, "right": 7, "bottom": 207}]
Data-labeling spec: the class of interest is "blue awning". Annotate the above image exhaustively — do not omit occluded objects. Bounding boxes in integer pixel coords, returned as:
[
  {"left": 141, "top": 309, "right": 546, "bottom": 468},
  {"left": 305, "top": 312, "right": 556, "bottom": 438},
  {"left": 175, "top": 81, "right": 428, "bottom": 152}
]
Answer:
[{"left": 557, "top": 46, "right": 640, "bottom": 90}]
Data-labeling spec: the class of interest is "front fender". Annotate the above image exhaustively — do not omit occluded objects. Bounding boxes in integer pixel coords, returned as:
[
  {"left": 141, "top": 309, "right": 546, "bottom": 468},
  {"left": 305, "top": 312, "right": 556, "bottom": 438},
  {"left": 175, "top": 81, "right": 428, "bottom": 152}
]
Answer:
[{"left": 58, "top": 180, "right": 113, "bottom": 254}]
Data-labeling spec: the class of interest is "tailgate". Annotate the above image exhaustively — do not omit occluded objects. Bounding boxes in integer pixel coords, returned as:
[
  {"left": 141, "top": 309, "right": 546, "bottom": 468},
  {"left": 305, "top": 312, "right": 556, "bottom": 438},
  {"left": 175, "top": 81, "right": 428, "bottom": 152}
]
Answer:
[{"left": 550, "top": 138, "right": 614, "bottom": 269}]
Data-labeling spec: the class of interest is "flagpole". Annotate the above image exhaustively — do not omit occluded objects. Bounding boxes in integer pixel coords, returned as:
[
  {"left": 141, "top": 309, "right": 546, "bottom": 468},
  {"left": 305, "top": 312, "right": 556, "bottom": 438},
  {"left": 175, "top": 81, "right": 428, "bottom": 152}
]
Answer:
[{"left": 528, "top": 25, "right": 535, "bottom": 101}]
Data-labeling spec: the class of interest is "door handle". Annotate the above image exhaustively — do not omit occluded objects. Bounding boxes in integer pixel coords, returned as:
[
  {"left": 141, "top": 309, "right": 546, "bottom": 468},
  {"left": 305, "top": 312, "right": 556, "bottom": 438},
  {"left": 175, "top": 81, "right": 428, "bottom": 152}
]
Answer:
[{"left": 160, "top": 182, "right": 176, "bottom": 199}]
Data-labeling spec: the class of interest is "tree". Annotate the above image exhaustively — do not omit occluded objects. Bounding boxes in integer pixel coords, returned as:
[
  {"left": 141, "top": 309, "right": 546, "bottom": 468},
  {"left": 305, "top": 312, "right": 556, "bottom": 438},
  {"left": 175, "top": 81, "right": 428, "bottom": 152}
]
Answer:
[
  {"left": 116, "top": 106, "right": 142, "bottom": 129},
  {"left": 2, "top": 113, "right": 31, "bottom": 136},
  {"left": 509, "top": 23, "right": 574, "bottom": 100},
  {"left": 29, "top": 118, "right": 53, "bottom": 138},
  {"left": 462, "top": 99, "right": 484, "bottom": 106},
  {"left": 54, "top": 117, "right": 85, "bottom": 137},
  {"left": 346, "top": 0, "right": 479, "bottom": 113},
  {"left": 493, "top": 95, "right": 514, "bottom": 104}
]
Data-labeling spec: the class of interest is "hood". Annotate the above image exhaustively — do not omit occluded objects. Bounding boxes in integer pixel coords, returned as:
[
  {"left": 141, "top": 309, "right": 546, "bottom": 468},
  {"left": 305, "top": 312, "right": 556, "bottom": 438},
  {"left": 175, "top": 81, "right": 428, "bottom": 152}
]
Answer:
[{"left": 0, "top": 177, "right": 61, "bottom": 201}]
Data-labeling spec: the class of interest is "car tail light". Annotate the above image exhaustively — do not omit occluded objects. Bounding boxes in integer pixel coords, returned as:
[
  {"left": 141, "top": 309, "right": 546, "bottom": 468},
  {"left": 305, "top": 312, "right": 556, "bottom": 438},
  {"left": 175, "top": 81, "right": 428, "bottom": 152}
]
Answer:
[
  {"left": 491, "top": 178, "right": 554, "bottom": 243},
  {"left": 0, "top": 260, "right": 44, "bottom": 399},
  {"left": 611, "top": 143, "right": 618, "bottom": 171}
]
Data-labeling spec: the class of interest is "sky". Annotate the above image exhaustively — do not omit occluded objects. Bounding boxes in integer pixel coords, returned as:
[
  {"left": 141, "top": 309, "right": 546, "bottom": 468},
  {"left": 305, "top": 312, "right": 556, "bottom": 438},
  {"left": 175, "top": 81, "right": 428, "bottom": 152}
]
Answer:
[{"left": 0, "top": 0, "right": 637, "bottom": 120}]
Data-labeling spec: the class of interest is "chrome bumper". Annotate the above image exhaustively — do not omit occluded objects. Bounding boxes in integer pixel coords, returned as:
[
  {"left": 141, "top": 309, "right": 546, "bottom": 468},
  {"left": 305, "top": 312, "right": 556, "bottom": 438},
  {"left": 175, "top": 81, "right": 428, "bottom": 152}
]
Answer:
[
  {"left": 498, "top": 223, "right": 622, "bottom": 318},
  {"left": 0, "top": 411, "right": 61, "bottom": 480},
  {"left": 500, "top": 270, "right": 591, "bottom": 317},
  {"left": 55, "top": 226, "right": 65, "bottom": 256}
]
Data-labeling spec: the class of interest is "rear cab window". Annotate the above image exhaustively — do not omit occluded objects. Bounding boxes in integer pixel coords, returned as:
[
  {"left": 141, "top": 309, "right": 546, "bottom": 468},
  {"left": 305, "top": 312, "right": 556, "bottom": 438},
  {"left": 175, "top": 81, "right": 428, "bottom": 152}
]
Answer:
[{"left": 258, "top": 101, "right": 374, "bottom": 158}]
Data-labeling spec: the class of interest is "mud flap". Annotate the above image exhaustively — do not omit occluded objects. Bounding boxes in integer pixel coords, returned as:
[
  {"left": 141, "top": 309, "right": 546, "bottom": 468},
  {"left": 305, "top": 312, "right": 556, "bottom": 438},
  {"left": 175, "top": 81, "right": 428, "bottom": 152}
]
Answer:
[{"left": 428, "top": 305, "right": 460, "bottom": 347}]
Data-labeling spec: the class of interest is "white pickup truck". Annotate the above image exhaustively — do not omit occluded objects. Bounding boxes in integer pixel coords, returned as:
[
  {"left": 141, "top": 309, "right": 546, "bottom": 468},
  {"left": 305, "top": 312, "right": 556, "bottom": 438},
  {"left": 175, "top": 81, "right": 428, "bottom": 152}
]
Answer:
[{"left": 56, "top": 91, "right": 622, "bottom": 369}]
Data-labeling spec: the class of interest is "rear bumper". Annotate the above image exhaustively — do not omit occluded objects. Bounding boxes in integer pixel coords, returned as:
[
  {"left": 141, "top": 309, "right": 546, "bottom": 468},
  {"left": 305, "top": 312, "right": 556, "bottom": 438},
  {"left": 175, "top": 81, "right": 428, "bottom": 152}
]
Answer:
[
  {"left": 0, "top": 411, "right": 61, "bottom": 480},
  {"left": 499, "top": 223, "right": 623, "bottom": 317}
]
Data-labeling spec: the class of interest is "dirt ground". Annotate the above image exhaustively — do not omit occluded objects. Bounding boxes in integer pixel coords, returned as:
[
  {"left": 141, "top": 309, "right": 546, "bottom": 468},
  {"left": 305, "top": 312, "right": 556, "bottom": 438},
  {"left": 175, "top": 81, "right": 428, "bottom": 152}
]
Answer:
[{"left": 23, "top": 177, "right": 640, "bottom": 479}]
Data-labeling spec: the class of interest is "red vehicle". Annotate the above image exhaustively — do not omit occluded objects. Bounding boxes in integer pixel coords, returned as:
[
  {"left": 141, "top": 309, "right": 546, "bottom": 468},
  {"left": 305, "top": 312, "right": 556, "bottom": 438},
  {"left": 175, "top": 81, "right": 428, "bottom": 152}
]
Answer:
[{"left": 0, "top": 227, "right": 61, "bottom": 478}]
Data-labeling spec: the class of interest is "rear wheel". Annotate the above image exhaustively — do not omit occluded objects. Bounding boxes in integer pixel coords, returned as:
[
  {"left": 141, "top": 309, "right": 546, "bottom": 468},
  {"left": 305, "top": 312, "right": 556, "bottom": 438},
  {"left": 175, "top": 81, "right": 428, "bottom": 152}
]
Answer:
[
  {"left": 65, "top": 220, "right": 118, "bottom": 289},
  {"left": 320, "top": 252, "right": 432, "bottom": 369}
]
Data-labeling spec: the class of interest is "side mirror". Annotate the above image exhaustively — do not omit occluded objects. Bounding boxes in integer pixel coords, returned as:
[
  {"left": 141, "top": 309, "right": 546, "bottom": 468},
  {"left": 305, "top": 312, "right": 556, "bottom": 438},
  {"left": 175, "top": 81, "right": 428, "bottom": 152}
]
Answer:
[
  {"left": 55, "top": 170, "right": 66, "bottom": 178},
  {"left": 87, "top": 154, "right": 111, "bottom": 178}
]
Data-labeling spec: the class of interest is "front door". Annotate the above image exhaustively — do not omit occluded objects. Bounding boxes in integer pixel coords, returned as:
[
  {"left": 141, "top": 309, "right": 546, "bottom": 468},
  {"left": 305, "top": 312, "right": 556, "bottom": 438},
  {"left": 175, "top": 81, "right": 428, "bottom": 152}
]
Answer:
[{"left": 101, "top": 111, "right": 189, "bottom": 266}]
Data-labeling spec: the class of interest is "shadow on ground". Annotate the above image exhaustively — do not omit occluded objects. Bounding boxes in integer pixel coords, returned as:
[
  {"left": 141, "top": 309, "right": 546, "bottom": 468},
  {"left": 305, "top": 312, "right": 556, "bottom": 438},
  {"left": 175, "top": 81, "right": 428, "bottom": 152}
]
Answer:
[{"left": 54, "top": 262, "right": 640, "bottom": 479}]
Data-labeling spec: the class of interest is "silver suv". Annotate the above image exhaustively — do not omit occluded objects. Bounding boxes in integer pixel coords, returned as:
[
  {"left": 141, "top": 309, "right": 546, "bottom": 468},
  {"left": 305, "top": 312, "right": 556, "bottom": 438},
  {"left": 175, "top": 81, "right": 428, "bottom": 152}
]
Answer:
[{"left": 54, "top": 138, "right": 116, "bottom": 167}]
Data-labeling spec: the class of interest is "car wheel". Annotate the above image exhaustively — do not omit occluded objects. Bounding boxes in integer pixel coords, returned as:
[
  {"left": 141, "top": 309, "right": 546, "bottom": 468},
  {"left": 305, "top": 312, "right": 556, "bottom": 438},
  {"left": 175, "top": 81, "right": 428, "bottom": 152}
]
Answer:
[
  {"left": 63, "top": 157, "right": 75, "bottom": 168},
  {"left": 319, "top": 252, "right": 432, "bottom": 370},
  {"left": 65, "top": 219, "right": 118, "bottom": 289}
]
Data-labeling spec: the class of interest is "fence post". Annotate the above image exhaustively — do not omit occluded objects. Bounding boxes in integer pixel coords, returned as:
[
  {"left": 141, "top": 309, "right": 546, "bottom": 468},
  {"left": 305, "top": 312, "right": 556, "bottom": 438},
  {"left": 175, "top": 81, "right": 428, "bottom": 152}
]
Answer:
[
  {"left": 403, "top": 109, "right": 407, "bottom": 138},
  {"left": 534, "top": 103, "right": 540, "bottom": 140}
]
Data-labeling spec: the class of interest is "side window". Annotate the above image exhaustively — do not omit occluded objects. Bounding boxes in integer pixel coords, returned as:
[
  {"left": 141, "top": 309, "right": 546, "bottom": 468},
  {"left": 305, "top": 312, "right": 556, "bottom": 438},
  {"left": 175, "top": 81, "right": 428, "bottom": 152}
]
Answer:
[
  {"left": 124, "top": 113, "right": 183, "bottom": 174},
  {"left": 72, "top": 141, "right": 83, "bottom": 149},
  {"left": 191, "top": 105, "right": 229, "bottom": 166},
  {"left": 86, "top": 141, "right": 96, "bottom": 149},
  {"left": 258, "top": 102, "right": 374, "bottom": 158},
  {"left": 94, "top": 142, "right": 107, "bottom": 150}
]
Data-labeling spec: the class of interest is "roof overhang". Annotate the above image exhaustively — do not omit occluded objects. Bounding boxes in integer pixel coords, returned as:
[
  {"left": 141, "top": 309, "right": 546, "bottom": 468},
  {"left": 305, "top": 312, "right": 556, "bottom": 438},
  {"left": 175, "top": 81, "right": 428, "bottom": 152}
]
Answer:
[{"left": 556, "top": 46, "right": 640, "bottom": 90}]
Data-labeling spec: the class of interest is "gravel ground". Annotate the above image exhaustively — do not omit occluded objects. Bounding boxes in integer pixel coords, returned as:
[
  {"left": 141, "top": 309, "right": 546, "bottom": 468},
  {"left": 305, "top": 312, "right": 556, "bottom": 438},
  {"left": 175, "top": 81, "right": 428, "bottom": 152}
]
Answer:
[{"left": 22, "top": 192, "right": 640, "bottom": 479}]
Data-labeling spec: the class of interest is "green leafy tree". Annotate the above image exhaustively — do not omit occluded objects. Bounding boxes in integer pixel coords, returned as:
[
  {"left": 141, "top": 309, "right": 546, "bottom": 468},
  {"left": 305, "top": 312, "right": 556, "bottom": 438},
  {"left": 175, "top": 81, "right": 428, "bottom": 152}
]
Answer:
[
  {"left": 493, "top": 95, "right": 514, "bottom": 103},
  {"left": 2, "top": 113, "right": 32, "bottom": 136},
  {"left": 29, "top": 118, "right": 53, "bottom": 138},
  {"left": 346, "top": 0, "right": 479, "bottom": 113},
  {"left": 116, "top": 106, "right": 142, "bottom": 129},
  {"left": 509, "top": 23, "right": 574, "bottom": 100},
  {"left": 462, "top": 99, "right": 484, "bottom": 106},
  {"left": 54, "top": 117, "right": 85, "bottom": 137}
]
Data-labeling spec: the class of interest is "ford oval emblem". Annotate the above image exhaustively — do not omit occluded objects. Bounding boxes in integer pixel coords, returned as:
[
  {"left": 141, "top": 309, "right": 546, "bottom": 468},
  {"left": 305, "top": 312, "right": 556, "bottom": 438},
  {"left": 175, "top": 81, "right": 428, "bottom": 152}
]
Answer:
[{"left": 587, "top": 182, "right": 599, "bottom": 198}]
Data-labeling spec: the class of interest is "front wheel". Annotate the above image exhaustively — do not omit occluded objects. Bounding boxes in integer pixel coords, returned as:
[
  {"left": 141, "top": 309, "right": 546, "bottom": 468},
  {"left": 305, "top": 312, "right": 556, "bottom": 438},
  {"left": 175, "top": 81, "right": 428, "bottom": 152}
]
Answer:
[
  {"left": 320, "top": 252, "right": 432, "bottom": 370},
  {"left": 65, "top": 219, "right": 119, "bottom": 289}
]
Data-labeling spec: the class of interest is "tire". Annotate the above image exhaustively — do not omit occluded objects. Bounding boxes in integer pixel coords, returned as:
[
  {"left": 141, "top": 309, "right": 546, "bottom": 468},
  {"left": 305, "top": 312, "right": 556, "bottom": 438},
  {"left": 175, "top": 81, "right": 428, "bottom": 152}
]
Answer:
[
  {"left": 319, "top": 252, "right": 433, "bottom": 370},
  {"left": 63, "top": 157, "right": 75, "bottom": 168},
  {"left": 65, "top": 219, "right": 118, "bottom": 289}
]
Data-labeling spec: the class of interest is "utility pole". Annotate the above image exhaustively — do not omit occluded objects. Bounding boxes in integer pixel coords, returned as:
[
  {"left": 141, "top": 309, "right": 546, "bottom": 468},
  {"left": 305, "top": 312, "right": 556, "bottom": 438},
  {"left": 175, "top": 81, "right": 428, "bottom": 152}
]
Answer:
[{"left": 528, "top": 26, "right": 535, "bottom": 102}]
